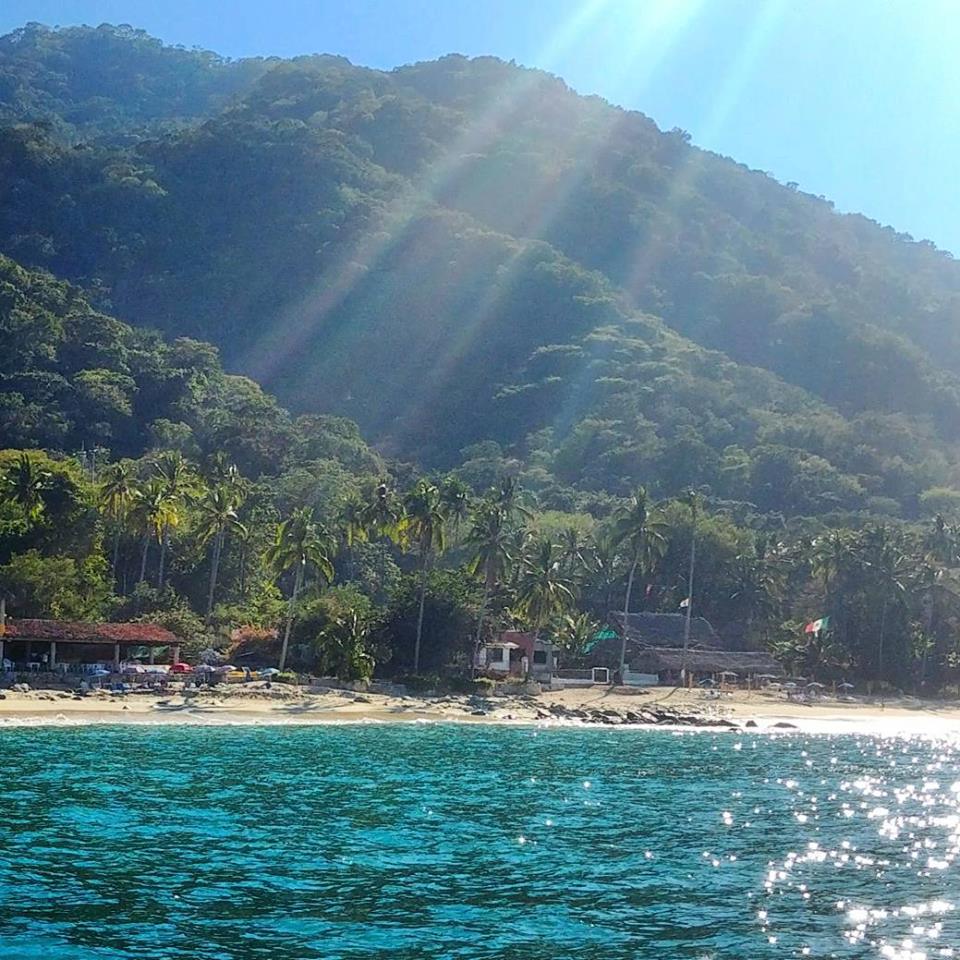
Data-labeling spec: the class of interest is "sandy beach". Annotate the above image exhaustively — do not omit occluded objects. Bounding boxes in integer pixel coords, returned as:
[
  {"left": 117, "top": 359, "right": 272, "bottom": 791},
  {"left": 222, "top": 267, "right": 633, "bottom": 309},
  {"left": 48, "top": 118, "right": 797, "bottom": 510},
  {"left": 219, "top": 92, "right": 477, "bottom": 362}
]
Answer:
[{"left": 1, "top": 682, "right": 959, "bottom": 735}]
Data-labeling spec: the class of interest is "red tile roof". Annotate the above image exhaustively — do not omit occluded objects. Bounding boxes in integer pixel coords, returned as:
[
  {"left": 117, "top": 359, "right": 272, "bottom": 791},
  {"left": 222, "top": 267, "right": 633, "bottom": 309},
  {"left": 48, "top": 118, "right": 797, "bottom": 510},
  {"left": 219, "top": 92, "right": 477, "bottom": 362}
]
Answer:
[{"left": 0, "top": 619, "right": 178, "bottom": 646}]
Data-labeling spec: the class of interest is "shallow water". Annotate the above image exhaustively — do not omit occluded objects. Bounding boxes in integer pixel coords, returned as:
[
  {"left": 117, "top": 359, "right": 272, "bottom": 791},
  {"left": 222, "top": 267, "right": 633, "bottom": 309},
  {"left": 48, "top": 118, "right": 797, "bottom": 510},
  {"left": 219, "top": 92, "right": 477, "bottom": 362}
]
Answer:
[{"left": 0, "top": 725, "right": 958, "bottom": 959}]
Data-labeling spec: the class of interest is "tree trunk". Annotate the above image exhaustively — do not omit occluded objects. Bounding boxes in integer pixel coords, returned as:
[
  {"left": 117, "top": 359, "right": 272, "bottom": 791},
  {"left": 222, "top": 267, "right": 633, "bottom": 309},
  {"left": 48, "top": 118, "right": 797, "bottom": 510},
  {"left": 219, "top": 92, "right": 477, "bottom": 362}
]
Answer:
[
  {"left": 413, "top": 554, "right": 429, "bottom": 674},
  {"left": 472, "top": 563, "right": 495, "bottom": 679},
  {"left": 111, "top": 523, "right": 121, "bottom": 583},
  {"left": 279, "top": 563, "right": 304, "bottom": 671},
  {"left": 618, "top": 557, "right": 639, "bottom": 681},
  {"left": 158, "top": 525, "right": 168, "bottom": 589},
  {"left": 377, "top": 540, "right": 389, "bottom": 601},
  {"left": 138, "top": 532, "right": 150, "bottom": 584},
  {"left": 205, "top": 528, "right": 224, "bottom": 621},
  {"left": 877, "top": 599, "right": 887, "bottom": 706}
]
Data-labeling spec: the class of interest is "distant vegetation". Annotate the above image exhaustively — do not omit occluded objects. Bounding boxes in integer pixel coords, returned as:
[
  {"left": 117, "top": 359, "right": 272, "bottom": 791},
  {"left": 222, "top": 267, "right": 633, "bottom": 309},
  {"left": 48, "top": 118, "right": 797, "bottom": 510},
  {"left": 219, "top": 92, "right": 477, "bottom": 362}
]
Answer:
[{"left": 3, "top": 23, "right": 960, "bottom": 690}]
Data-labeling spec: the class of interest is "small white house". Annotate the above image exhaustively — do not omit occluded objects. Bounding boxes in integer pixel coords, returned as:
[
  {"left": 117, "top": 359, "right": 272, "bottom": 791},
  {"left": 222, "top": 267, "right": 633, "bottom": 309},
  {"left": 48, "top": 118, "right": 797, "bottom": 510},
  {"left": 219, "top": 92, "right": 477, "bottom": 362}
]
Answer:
[{"left": 475, "top": 631, "right": 555, "bottom": 684}]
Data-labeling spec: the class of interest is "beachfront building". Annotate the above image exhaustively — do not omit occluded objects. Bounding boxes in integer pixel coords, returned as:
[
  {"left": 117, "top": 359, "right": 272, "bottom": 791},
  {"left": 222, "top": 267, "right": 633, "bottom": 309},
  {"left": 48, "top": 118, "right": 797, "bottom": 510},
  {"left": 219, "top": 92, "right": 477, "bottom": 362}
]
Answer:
[
  {"left": 475, "top": 631, "right": 555, "bottom": 684},
  {"left": 585, "top": 612, "right": 783, "bottom": 686},
  {"left": 625, "top": 647, "right": 783, "bottom": 686},
  {"left": 0, "top": 618, "right": 181, "bottom": 672}
]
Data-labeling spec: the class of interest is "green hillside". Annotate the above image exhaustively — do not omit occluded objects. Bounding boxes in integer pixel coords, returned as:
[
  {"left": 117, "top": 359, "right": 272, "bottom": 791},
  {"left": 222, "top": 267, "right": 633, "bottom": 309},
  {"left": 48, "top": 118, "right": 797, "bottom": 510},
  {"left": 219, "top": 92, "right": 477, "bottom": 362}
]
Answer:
[{"left": 2, "top": 24, "right": 960, "bottom": 519}]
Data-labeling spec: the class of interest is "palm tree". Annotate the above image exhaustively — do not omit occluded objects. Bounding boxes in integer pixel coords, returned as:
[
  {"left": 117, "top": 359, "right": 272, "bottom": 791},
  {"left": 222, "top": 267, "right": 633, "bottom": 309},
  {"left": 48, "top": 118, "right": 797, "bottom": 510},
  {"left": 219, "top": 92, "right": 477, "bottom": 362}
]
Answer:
[
  {"left": 2, "top": 452, "right": 50, "bottom": 522},
  {"left": 131, "top": 478, "right": 174, "bottom": 585},
  {"left": 267, "top": 508, "right": 335, "bottom": 671},
  {"left": 728, "top": 535, "right": 785, "bottom": 646},
  {"left": 439, "top": 476, "right": 471, "bottom": 534},
  {"left": 466, "top": 498, "right": 514, "bottom": 669},
  {"left": 195, "top": 483, "right": 248, "bottom": 620},
  {"left": 558, "top": 525, "right": 589, "bottom": 581},
  {"left": 152, "top": 451, "right": 195, "bottom": 589},
  {"left": 361, "top": 481, "right": 405, "bottom": 598},
  {"left": 515, "top": 538, "right": 576, "bottom": 634},
  {"left": 404, "top": 480, "right": 447, "bottom": 673},
  {"left": 858, "top": 526, "right": 912, "bottom": 698},
  {"left": 583, "top": 529, "right": 622, "bottom": 613},
  {"left": 100, "top": 461, "right": 136, "bottom": 580},
  {"left": 339, "top": 492, "right": 368, "bottom": 581},
  {"left": 611, "top": 487, "right": 668, "bottom": 679}
]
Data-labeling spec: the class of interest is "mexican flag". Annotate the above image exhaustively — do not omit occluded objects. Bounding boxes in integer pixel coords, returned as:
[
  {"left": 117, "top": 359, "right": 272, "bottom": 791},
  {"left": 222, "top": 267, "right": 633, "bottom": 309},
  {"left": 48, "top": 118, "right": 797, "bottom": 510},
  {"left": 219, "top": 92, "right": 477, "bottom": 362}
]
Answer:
[{"left": 804, "top": 616, "right": 830, "bottom": 634}]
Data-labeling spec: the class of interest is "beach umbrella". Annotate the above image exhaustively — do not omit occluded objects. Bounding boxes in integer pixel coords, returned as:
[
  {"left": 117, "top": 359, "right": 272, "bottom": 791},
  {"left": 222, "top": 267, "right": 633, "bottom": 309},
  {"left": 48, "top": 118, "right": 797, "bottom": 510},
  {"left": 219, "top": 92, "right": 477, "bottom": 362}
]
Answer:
[
  {"left": 259, "top": 668, "right": 281, "bottom": 677},
  {"left": 806, "top": 681, "right": 825, "bottom": 689},
  {"left": 698, "top": 678, "right": 716, "bottom": 687},
  {"left": 194, "top": 663, "right": 215, "bottom": 673},
  {"left": 213, "top": 663, "right": 236, "bottom": 673},
  {"left": 838, "top": 682, "right": 854, "bottom": 690},
  {"left": 169, "top": 662, "right": 192, "bottom": 674},
  {"left": 719, "top": 671, "right": 739, "bottom": 679},
  {"left": 783, "top": 682, "right": 797, "bottom": 689}
]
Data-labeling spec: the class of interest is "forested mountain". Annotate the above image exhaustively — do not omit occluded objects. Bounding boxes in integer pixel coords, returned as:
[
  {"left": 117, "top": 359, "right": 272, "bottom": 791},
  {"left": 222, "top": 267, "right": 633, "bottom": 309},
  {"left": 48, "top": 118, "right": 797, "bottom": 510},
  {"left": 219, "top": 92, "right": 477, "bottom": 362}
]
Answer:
[
  {"left": 0, "top": 22, "right": 270, "bottom": 141},
  {"left": 2, "top": 23, "right": 960, "bottom": 520},
  {"left": 0, "top": 253, "right": 382, "bottom": 480}
]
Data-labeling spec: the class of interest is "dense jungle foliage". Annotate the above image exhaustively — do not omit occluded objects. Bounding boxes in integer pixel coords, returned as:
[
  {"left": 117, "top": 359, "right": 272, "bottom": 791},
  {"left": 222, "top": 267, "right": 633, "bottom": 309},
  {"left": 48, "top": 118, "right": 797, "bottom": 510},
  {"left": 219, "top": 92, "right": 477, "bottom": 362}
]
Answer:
[{"left": 3, "top": 23, "right": 960, "bottom": 689}]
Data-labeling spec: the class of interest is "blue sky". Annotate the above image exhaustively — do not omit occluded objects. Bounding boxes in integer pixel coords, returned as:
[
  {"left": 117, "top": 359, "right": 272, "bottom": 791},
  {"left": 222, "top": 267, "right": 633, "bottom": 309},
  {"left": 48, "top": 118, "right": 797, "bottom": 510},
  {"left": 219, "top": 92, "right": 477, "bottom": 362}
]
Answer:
[{"left": 4, "top": 0, "right": 959, "bottom": 254}]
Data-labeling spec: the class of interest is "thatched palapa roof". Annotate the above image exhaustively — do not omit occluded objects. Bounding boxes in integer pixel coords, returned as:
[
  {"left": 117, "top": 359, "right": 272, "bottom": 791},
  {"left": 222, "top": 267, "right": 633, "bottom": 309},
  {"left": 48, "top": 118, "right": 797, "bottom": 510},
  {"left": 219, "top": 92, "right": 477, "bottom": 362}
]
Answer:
[
  {"left": 631, "top": 647, "right": 783, "bottom": 676},
  {"left": 1, "top": 619, "right": 177, "bottom": 647}
]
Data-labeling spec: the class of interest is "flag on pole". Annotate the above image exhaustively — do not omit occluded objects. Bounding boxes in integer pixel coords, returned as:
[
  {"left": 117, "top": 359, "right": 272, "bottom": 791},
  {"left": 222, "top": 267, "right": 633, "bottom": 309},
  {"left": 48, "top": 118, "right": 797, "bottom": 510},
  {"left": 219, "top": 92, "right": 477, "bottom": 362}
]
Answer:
[
  {"left": 804, "top": 616, "right": 830, "bottom": 634},
  {"left": 679, "top": 597, "right": 690, "bottom": 609}
]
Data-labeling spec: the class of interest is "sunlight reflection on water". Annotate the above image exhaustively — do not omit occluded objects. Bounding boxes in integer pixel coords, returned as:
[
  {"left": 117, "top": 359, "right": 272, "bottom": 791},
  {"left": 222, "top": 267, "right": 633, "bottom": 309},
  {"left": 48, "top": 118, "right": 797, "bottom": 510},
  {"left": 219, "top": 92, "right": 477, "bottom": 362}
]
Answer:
[{"left": 0, "top": 725, "right": 957, "bottom": 959}]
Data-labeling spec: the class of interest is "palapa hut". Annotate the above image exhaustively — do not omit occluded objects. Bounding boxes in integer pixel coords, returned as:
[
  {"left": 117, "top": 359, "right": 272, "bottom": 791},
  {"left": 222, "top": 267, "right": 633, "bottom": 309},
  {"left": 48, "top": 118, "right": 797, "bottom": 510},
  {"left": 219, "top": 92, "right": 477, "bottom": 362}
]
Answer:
[
  {"left": 587, "top": 612, "right": 782, "bottom": 685},
  {"left": 626, "top": 647, "right": 783, "bottom": 686},
  {"left": 0, "top": 618, "right": 180, "bottom": 670}
]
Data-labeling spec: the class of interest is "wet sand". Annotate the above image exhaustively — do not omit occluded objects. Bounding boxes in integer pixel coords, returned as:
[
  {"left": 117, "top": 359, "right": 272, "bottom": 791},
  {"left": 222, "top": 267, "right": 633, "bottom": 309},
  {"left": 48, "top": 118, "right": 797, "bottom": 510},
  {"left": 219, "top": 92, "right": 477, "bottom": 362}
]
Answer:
[{"left": 1, "top": 683, "right": 960, "bottom": 734}]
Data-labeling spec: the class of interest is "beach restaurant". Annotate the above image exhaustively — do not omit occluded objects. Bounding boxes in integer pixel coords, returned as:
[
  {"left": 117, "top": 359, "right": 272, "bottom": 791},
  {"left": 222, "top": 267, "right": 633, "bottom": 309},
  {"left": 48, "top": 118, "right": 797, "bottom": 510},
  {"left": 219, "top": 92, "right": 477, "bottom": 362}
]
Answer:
[{"left": 0, "top": 617, "right": 181, "bottom": 671}]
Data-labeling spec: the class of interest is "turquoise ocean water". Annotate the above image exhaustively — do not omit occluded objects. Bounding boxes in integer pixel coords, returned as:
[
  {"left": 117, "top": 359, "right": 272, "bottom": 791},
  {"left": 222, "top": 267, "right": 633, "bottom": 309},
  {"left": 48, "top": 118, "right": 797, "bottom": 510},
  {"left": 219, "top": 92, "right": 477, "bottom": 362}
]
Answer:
[{"left": 0, "top": 723, "right": 958, "bottom": 959}]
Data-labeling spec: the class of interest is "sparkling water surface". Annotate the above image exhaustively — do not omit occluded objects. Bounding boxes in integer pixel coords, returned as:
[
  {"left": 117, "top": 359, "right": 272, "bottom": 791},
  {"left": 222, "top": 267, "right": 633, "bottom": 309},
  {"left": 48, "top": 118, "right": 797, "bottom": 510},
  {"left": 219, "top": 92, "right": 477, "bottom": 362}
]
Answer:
[{"left": 1, "top": 724, "right": 959, "bottom": 959}]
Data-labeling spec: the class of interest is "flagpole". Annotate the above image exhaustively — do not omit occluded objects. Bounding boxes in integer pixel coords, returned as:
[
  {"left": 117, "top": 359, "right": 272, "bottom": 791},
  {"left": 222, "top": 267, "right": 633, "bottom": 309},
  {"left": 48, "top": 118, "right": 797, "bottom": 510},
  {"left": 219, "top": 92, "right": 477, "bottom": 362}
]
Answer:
[{"left": 680, "top": 493, "right": 698, "bottom": 682}]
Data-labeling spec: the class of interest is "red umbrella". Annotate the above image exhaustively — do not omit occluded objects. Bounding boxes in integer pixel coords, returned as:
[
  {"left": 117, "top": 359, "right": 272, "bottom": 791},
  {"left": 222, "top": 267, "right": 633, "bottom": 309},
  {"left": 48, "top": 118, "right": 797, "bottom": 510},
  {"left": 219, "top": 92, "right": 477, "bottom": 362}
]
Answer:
[{"left": 169, "top": 662, "right": 193, "bottom": 673}]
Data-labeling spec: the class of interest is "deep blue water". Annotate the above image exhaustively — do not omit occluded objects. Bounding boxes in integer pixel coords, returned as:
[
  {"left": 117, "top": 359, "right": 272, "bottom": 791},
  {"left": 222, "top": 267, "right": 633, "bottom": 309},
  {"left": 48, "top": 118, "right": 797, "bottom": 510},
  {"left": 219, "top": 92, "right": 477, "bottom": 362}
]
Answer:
[{"left": 0, "top": 724, "right": 958, "bottom": 959}]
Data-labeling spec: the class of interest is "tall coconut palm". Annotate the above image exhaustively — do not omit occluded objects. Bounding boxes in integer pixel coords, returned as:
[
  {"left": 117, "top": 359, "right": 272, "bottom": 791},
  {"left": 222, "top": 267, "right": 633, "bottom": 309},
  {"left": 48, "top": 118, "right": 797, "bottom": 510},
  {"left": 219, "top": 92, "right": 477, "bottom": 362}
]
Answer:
[
  {"left": 361, "top": 481, "right": 405, "bottom": 598},
  {"left": 195, "top": 483, "right": 248, "bottom": 620},
  {"left": 404, "top": 479, "right": 447, "bottom": 673},
  {"left": 2, "top": 452, "right": 50, "bottom": 522},
  {"left": 131, "top": 478, "right": 174, "bottom": 585},
  {"left": 152, "top": 451, "right": 195, "bottom": 589},
  {"left": 466, "top": 498, "right": 515, "bottom": 667},
  {"left": 558, "top": 525, "right": 589, "bottom": 580},
  {"left": 584, "top": 529, "right": 622, "bottom": 613},
  {"left": 439, "top": 476, "right": 471, "bottom": 534},
  {"left": 339, "top": 492, "right": 368, "bottom": 581},
  {"left": 100, "top": 461, "right": 136, "bottom": 580},
  {"left": 267, "top": 508, "right": 336, "bottom": 671},
  {"left": 515, "top": 538, "right": 576, "bottom": 635},
  {"left": 611, "top": 487, "right": 669, "bottom": 678}
]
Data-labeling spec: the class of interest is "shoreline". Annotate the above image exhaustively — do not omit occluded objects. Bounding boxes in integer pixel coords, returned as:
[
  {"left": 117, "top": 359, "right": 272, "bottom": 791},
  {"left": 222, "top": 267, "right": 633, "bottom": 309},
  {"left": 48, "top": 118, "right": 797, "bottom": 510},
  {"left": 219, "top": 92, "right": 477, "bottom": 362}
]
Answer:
[{"left": 1, "top": 684, "right": 959, "bottom": 735}]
